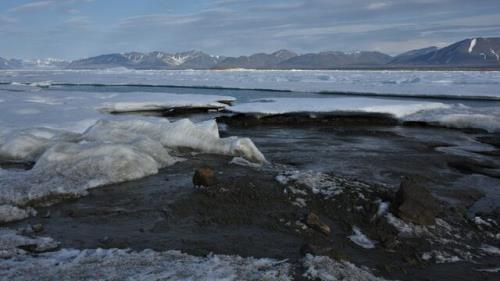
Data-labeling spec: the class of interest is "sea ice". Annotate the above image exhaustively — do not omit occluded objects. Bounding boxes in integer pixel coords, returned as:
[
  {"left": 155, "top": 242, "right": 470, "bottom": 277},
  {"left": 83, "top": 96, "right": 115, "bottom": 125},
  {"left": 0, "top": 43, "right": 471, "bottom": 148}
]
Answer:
[{"left": 229, "top": 97, "right": 449, "bottom": 118}]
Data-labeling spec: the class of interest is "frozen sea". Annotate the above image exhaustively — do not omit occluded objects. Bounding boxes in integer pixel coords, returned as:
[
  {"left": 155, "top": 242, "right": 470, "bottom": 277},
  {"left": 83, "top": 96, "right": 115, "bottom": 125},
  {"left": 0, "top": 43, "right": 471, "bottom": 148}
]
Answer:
[{"left": 0, "top": 69, "right": 499, "bottom": 132}]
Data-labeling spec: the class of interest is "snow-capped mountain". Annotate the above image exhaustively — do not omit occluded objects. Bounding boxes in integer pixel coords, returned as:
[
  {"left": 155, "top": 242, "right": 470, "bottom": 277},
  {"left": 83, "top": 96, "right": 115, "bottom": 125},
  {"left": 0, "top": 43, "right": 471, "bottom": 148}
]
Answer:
[
  {"left": 391, "top": 38, "right": 500, "bottom": 66},
  {"left": 8, "top": 37, "right": 497, "bottom": 70},
  {"left": 67, "top": 51, "right": 224, "bottom": 69}
]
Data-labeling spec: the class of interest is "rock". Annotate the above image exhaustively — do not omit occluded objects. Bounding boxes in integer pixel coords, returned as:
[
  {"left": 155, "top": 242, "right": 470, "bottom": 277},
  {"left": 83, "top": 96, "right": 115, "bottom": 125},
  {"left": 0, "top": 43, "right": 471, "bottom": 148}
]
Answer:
[
  {"left": 32, "top": 224, "right": 44, "bottom": 233},
  {"left": 305, "top": 212, "right": 331, "bottom": 235},
  {"left": 193, "top": 167, "right": 217, "bottom": 187},
  {"left": 394, "top": 177, "right": 441, "bottom": 225}
]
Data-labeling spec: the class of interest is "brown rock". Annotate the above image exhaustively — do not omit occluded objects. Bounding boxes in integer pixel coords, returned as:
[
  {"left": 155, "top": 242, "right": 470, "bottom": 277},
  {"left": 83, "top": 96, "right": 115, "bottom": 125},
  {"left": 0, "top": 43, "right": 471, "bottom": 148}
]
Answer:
[
  {"left": 305, "top": 212, "right": 331, "bottom": 236},
  {"left": 193, "top": 167, "right": 217, "bottom": 187},
  {"left": 394, "top": 177, "right": 441, "bottom": 225}
]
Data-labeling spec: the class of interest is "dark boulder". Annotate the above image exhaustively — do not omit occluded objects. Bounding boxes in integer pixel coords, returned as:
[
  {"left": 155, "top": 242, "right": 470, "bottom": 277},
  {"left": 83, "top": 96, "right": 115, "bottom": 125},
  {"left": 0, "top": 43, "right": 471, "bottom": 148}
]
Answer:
[
  {"left": 305, "top": 212, "right": 331, "bottom": 235},
  {"left": 193, "top": 167, "right": 217, "bottom": 187},
  {"left": 394, "top": 177, "right": 442, "bottom": 225}
]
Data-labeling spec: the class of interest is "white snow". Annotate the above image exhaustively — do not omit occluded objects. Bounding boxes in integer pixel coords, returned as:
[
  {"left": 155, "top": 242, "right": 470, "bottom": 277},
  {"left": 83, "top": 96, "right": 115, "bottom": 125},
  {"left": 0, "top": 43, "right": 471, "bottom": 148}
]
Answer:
[
  {"left": 421, "top": 251, "right": 462, "bottom": 263},
  {"left": 376, "top": 201, "right": 390, "bottom": 217},
  {"left": 302, "top": 254, "right": 394, "bottom": 281},
  {"left": 348, "top": 227, "right": 377, "bottom": 249},
  {"left": 0, "top": 118, "right": 265, "bottom": 222},
  {"left": 468, "top": 38, "right": 477, "bottom": 53},
  {"left": 229, "top": 97, "right": 450, "bottom": 118},
  {"left": 474, "top": 216, "right": 493, "bottom": 227},
  {"left": 0, "top": 248, "right": 292, "bottom": 281},
  {"left": 477, "top": 267, "right": 500, "bottom": 273},
  {"left": 490, "top": 49, "right": 500, "bottom": 61},
  {"left": 480, "top": 244, "right": 500, "bottom": 255},
  {"left": 276, "top": 171, "right": 346, "bottom": 198}
]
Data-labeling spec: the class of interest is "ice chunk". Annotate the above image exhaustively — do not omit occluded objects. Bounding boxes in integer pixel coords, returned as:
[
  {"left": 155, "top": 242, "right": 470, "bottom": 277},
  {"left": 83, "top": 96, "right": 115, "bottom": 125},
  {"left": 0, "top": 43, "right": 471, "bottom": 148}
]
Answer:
[
  {"left": 0, "top": 229, "right": 59, "bottom": 259},
  {"left": 0, "top": 248, "right": 292, "bottom": 281},
  {"left": 0, "top": 205, "right": 36, "bottom": 223},
  {"left": 229, "top": 157, "right": 263, "bottom": 168},
  {"left": 0, "top": 128, "right": 79, "bottom": 162},
  {"left": 98, "top": 93, "right": 235, "bottom": 113},
  {"left": 0, "top": 118, "right": 265, "bottom": 222},
  {"left": 303, "top": 254, "right": 394, "bottom": 281},
  {"left": 348, "top": 226, "right": 377, "bottom": 249}
]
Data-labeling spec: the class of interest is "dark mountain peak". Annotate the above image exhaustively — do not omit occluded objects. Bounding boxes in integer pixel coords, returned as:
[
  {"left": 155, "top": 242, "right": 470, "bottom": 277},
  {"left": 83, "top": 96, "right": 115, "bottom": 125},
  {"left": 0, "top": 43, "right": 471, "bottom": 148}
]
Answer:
[
  {"left": 391, "top": 37, "right": 500, "bottom": 66},
  {"left": 59, "top": 37, "right": 500, "bottom": 70}
]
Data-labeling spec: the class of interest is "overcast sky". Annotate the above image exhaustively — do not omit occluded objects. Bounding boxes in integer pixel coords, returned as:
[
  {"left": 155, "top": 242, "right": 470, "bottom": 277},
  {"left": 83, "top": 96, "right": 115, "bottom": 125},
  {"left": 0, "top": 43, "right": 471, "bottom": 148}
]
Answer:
[{"left": 1, "top": 0, "right": 499, "bottom": 59}]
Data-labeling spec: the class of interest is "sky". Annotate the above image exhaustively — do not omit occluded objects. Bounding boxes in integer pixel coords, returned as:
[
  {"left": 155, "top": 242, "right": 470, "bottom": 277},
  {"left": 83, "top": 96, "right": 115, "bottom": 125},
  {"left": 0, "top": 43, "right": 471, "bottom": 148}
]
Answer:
[{"left": 0, "top": 0, "right": 500, "bottom": 60}]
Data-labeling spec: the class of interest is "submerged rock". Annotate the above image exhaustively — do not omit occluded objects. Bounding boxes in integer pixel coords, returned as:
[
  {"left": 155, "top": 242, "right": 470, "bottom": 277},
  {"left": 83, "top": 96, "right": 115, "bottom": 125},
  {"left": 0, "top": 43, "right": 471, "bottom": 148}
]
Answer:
[
  {"left": 394, "top": 177, "right": 441, "bottom": 225},
  {"left": 305, "top": 212, "right": 331, "bottom": 236},
  {"left": 193, "top": 167, "right": 217, "bottom": 187}
]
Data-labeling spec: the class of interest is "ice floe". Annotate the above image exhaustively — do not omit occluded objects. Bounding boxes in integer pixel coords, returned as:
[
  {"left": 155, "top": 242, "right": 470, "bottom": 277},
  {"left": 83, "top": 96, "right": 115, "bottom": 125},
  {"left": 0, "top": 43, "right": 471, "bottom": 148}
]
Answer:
[
  {"left": 229, "top": 97, "right": 449, "bottom": 118},
  {"left": 98, "top": 93, "right": 235, "bottom": 113}
]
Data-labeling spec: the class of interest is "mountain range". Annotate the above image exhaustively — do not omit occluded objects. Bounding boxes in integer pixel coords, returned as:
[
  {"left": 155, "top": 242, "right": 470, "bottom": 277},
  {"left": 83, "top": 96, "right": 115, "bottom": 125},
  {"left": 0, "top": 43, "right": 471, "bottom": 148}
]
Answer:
[{"left": 1, "top": 37, "right": 499, "bottom": 70}]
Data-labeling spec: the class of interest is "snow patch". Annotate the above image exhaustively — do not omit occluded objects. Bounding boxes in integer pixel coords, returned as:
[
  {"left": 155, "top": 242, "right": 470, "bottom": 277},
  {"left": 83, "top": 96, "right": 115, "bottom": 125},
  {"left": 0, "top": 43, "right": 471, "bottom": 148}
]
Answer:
[
  {"left": 480, "top": 244, "right": 500, "bottom": 255},
  {"left": 468, "top": 38, "right": 477, "bottom": 53},
  {"left": 348, "top": 227, "right": 377, "bottom": 249},
  {"left": 0, "top": 248, "right": 292, "bottom": 281},
  {"left": 276, "top": 171, "right": 346, "bottom": 198},
  {"left": 303, "top": 254, "right": 394, "bottom": 281}
]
